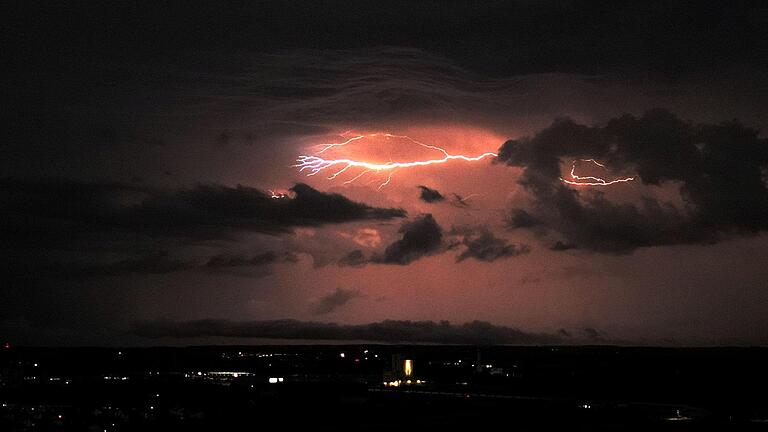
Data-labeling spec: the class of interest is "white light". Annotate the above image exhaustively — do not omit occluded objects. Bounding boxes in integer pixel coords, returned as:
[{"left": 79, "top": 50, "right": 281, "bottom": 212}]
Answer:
[
  {"left": 340, "top": 353, "right": 345, "bottom": 358},
  {"left": 268, "top": 377, "right": 279, "bottom": 384}
]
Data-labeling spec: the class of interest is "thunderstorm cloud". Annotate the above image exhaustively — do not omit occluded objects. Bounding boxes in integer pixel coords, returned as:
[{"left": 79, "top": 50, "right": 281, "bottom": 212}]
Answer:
[{"left": 497, "top": 109, "right": 768, "bottom": 253}]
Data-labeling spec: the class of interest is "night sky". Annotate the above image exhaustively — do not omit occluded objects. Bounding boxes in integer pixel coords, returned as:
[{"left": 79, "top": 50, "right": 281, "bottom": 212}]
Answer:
[{"left": 4, "top": 1, "right": 768, "bottom": 346}]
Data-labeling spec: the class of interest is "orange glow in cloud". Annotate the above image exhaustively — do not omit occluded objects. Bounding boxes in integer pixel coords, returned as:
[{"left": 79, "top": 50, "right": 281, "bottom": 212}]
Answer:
[
  {"left": 267, "top": 189, "right": 289, "bottom": 199},
  {"left": 294, "top": 132, "right": 498, "bottom": 189},
  {"left": 338, "top": 228, "right": 382, "bottom": 248}
]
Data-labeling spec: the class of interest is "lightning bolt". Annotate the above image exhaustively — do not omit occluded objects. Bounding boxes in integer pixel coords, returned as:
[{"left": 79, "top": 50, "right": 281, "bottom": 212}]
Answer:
[
  {"left": 559, "top": 159, "right": 635, "bottom": 186},
  {"left": 295, "top": 133, "right": 498, "bottom": 189}
]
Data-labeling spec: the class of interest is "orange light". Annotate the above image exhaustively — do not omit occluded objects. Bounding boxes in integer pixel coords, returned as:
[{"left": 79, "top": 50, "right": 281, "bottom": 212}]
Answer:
[
  {"left": 404, "top": 359, "right": 413, "bottom": 377},
  {"left": 294, "top": 133, "right": 497, "bottom": 190}
]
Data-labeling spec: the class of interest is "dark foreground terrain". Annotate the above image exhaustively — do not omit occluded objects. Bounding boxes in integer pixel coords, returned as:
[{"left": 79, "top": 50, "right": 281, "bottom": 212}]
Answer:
[{"left": 2, "top": 345, "right": 767, "bottom": 431}]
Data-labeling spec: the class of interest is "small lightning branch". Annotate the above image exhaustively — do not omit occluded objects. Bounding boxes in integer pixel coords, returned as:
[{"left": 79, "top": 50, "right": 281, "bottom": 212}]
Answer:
[{"left": 559, "top": 159, "right": 635, "bottom": 186}]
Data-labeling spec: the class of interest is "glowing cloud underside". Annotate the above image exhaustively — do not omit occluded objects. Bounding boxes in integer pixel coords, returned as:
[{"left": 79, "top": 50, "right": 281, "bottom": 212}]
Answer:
[
  {"left": 294, "top": 133, "right": 498, "bottom": 190},
  {"left": 559, "top": 159, "right": 635, "bottom": 186}
]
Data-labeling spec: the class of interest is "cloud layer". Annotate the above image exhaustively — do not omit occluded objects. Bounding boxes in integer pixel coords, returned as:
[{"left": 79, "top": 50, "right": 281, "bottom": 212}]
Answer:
[{"left": 132, "top": 319, "right": 563, "bottom": 345}]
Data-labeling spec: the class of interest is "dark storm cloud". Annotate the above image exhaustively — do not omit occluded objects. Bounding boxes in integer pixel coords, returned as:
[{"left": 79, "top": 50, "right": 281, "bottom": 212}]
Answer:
[
  {"left": 498, "top": 109, "right": 768, "bottom": 253},
  {"left": 0, "top": 178, "right": 406, "bottom": 246},
  {"left": 311, "top": 288, "right": 363, "bottom": 315},
  {"left": 5, "top": 1, "right": 768, "bottom": 186},
  {"left": 7, "top": 16, "right": 768, "bottom": 185},
  {"left": 417, "top": 185, "right": 445, "bottom": 203},
  {"left": 372, "top": 214, "right": 443, "bottom": 265},
  {"left": 132, "top": 182, "right": 405, "bottom": 237},
  {"left": 450, "top": 226, "right": 531, "bottom": 262},
  {"left": 4, "top": 251, "right": 294, "bottom": 281},
  {"left": 1, "top": 178, "right": 403, "bottom": 285},
  {"left": 132, "top": 319, "right": 564, "bottom": 345},
  {"left": 205, "top": 251, "right": 298, "bottom": 269},
  {"left": 67, "top": 251, "right": 193, "bottom": 278},
  {"left": 2, "top": 252, "right": 188, "bottom": 281},
  {"left": 5, "top": 0, "right": 768, "bottom": 348},
  {"left": 9, "top": 1, "right": 767, "bottom": 78}
]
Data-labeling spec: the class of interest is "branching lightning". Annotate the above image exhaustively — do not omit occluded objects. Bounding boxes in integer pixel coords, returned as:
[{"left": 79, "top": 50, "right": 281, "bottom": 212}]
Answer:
[
  {"left": 295, "top": 134, "right": 633, "bottom": 189},
  {"left": 294, "top": 133, "right": 498, "bottom": 189},
  {"left": 559, "top": 159, "right": 635, "bottom": 186}
]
